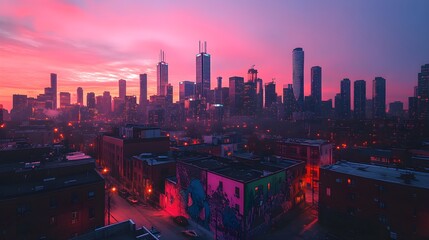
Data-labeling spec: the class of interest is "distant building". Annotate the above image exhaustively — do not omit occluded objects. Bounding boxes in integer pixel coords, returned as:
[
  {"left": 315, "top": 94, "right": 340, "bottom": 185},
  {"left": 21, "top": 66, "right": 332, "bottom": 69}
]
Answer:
[
  {"left": 157, "top": 50, "right": 168, "bottom": 96},
  {"left": 11, "top": 94, "right": 29, "bottom": 122},
  {"left": 179, "top": 81, "right": 195, "bottom": 101},
  {"left": 389, "top": 101, "right": 404, "bottom": 118},
  {"left": 373, "top": 77, "right": 386, "bottom": 119},
  {"left": 319, "top": 161, "right": 429, "bottom": 239},
  {"left": 0, "top": 154, "right": 104, "bottom": 240},
  {"left": 255, "top": 78, "right": 263, "bottom": 113},
  {"left": 59, "top": 92, "right": 71, "bottom": 108},
  {"left": 77, "top": 87, "right": 83, "bottom": 106},
  {"left": 229, "top": 76, "right": 244, "bottom": 115},
  {"left": 340, "top": 78, "right": 351, "bottom": 119},
  {"left": 292, "top": 48, "right": 304, "bottom": 107},
  {"left": 354, "top": 80, "right": 366, "bottom": 119},
  {"left": 87, "top": 92, "right": 96, "bottom": 109},
  {"left": 417, "top": 64, "right": 429, "bottom": 120},
  {"left": 283, "top": 84, "right": 296, "bottom": 120},
  {"left": 311, "top": 66, "right": 322, "bottom": 113},
  {"left": 119, "top": 79, "right": 126, "bottom": 99},
  {"left": 264, "top": 81, "right": 277, "bottom": 108},
  {"left": 102, "top": 91, "right": 112, "bottom": 114},
  {"left": 166, "top": 84, "right": 173, "bottom": 104},
  {"left": 51, "top": 73, "right": 57, "bottom": 109},
  {"left": 139, "top": 73, "right": 148, "bottom": 106},
  {"left": 196, "top": 41, "right": 211, "bottom": 99}
]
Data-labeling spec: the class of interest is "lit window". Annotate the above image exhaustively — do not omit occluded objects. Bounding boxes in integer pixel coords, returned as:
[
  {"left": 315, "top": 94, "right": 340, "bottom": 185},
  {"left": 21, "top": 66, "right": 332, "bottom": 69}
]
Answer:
[
  {"left": 71, "top": 211, "right": 79, "bottom": 224},
  {"left": 88, "top": 191, "right": 95, "bottom": 199},
  {"left": 336, "top": 178, "right": 342, "bottom": 183},
  {"left": 326, "top": 187, "right": 331, "bottom": 197},
  {"left": 50, "top": 216, "right": 56, "bottom": 225},
  {"left": 268, "top": 183, "right": 271, "bottom": 191}
]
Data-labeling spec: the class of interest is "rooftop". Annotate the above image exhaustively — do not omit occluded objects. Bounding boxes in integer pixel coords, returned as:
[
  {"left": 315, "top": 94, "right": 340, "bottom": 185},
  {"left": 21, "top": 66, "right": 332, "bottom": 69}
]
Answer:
[
  {"left": 278, "top": 138, "right": 330, "bottom": 147},
  {"left": 133, "top": 153, "right": 175, "bottom": 166},
  {"left": 213, "top": 166, "right": 263, "bottom": 182},
  {"left": 322, "top": 161, "right": 429, "bottom": 189}
]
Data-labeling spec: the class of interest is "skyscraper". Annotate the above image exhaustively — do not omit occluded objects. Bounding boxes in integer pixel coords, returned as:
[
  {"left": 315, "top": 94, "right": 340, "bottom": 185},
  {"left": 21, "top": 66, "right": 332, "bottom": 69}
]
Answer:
[
  {"left": 59, "top": 92, "right": 71, "bottom": 108},
  {"left": 283, "top": 84, "right": 296, "bottom": 120},
  {"left": 373, "top": 77, "right": 386, "bottom": 119},
  {"left": 340, "top": 78, "right": 351, "bottom": 119},
  {"left": 166, "top": 84, "right": 173, "bottom": 104},
  {"left": 102, "top": 91, "right": 112, "bottom": 114},
  {"left": 119, "top": 79, "right": 126, "bottom": 99},
  {"left": 215, "top": 77, "right": 222, "bottom": 104},
  {"left": 265, "top": 81, "right": 277, "bottom": 108},
  {"left": 248, "top": 67, "right": 258, "bottom": 82},
  {"left": 77, "top": 87, "right": 83, "bottom": 106},
  {"left": 87, "top": 92, "right": 96, "bottom": 109},
  {"left": 292, "top": 48, "right": 304, "bottom": 106},
  {"left": 256, "top": 78, "right": 263, "bottom": 112},
  {"left": 196, "top": 41, "right": 211, "bottom": 99},
  {"left": 354, "top": 80, "right": 366, "bottom": 119},
  {"left": 417, "top": 64, "right": 429, "bottom": 120},
  {"left": 139, "top": 73, "right": 147, "bottom": 107},
  {"left": 157, "top": 50, "right": 168, "bottom": 96},
  {"left": 311, "top": 66, "right": 322, "bottom": 111},
  {"left": 229, "top": 76, "right": 244, "bottom": 115},
  {"left": 179, "top": 81, "right": 196, "bottom": 101},
  {"left": 50, "top": 73, "right": 57, "bottom": 109}
]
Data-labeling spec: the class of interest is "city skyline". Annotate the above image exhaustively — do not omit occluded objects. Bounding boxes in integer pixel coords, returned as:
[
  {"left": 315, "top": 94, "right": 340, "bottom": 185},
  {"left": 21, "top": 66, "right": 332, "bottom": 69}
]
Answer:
[{"left": 1, "top": 0, "right": 429, "bottom": 110}]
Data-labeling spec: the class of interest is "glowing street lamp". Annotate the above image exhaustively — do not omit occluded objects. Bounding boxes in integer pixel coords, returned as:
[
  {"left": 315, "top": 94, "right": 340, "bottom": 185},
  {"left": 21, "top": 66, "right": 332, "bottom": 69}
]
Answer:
[{"left": 107, "top": 185, "right": 116, "bottom": 225}]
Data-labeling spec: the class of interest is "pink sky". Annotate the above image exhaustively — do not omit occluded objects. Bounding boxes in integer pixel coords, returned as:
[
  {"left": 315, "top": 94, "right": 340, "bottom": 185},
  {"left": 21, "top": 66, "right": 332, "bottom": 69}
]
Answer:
[{"left": 0, "top": 0, "right": 428, "bottom": 111}]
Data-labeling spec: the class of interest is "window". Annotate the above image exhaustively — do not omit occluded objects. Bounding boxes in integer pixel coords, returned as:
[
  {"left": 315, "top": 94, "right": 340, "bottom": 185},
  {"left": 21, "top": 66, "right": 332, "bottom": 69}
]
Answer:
[
  {"left": 326, "top": 187, "right": 331, "bottom": 197},
  {"left": 49, "top": 197, "right": 57, "bottom": 208},
  {"left": 71, "top": 211, "right": 79, "bottom": 224},
  {"left": 88, "top": 208, "right": 95, "bottom": 219},
  {"left": 235, "top": 187, "right": 240, "bottom": 198},
  {"left": 336, "top": 178, "right": 342, "bottom": 183},
  {"left": 49, "top": 216, "right": 56, "bottom": 225},
  {"left": 267, "top": 183, "right": 271, "bottom": 191},
  {"left": 219, "top": 181, "right": 223, "bottom": 191},
  {"left": 17, "top": 204, "right": 31, "bottom": 216},
  {"left": 379, "top": 201, "right": 386, "bottom": 209},
  {"left": 88, "top": 191, "right": 95, "bottom": 199}
]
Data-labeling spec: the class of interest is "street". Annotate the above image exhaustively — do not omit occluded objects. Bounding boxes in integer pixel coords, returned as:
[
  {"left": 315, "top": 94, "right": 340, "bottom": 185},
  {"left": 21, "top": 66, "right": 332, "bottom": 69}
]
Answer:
[{"left": 107, "top": 193, "right": 207, "bottom": 239}]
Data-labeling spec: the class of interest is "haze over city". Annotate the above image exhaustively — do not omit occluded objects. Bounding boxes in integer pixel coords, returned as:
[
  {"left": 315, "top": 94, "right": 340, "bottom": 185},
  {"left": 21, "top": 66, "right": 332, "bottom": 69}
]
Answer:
[{"left": 1, "top": 0, "right": 429, "bottom": 110}]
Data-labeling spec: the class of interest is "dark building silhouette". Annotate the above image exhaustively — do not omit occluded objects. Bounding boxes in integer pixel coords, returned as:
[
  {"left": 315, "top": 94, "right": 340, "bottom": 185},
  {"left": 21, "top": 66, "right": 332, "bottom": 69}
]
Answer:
[
  {"left": 229, "top": 76, "right": 244, "bottom": 115},
  {"left": 417, "top": 64, "right": 429, "bottom": 120},
  {"left": 293, "top": 48, "right": 304, "bottom": 107},
  {"left": 196, "top": 41, "right": 211, "bottom": 99},
  {"left": 409, "top": 96, "right": 418, "bottom": 120},
  {"left": 179, "top": 81, "right": 195, "bottom": 101},
  {"left": 215, "top": 77, "right": 223, "bottom": 104},
  {"left": 389, "top": 101, "right": 404, "bottom": 118},
  {"left": 102, "top": 91, "right": 112, "bottom": 114},
  {"left": 283, "top": 84, "right": 296, "bottom": 120},
  {"left": 50, "top": 73, "right": 57, "bottom": 109},
  {"left": 59, "top": 92, "right": 71, "bottom": 108},
  {"left": 340, "top": 78, "right": 351, "bottom": 119},
  {"left": 77, "top": 87, "right": 83, "bottom": 106},
  {"left": 256, "top": 78, "right": 263, "bottom": 112},
  {"left": 265, "top": 81, "right": 277, "bottom": 108},
  {"left": 334, "top": 93, "right": 342, "bottom": 119},
  {"left": 373, "top": 77, "right": 386, "bottom": 119},
  {"left": 157, "top": 50, "right": 168, "bottom": 96},
  {"left": 242, "top": 80, "right": 256, "bottom": 116},
  {"left": 139, "top": 73, "right": 148, "bottom": 106},
  {"left": 311, "top": 66, "right": 322, "bottom": 113},
  {"left": 354, "top": 80, "right": 366, "bottom": 119},
  {"left": 87, "top": 92, "right": 96, "bottom": 109},
  {"left": 166, "top": 84, "right": 173, "bottom": 104},
  {"left": 11, "top": 94, "right": 30, "bottom": 122},
  {"left": 119, "top": 79, "right": 126, "bottom": 100}
]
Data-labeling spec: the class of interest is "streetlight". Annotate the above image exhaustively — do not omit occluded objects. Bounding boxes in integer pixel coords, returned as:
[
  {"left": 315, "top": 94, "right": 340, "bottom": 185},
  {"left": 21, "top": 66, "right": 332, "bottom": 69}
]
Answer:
[{"left": 107, "top": 186, "right": 116, "bottom": 225}]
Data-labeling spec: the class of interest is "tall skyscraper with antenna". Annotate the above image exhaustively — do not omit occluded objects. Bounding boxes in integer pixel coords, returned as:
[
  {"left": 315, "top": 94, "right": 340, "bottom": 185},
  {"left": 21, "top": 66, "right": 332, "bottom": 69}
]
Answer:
[
  {"left": 196, "top": 41, "right": 211, "bottom": 99},
  {"left": 157, "top": 50, "right": 168, "bottom": 96}
]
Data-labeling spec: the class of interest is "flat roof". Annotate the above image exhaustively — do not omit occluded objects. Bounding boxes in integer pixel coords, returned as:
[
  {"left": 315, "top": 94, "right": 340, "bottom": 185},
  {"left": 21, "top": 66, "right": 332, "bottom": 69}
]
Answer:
[
  {"left": 278, "top": 138, "right": 330, "bottom": 147},
  {"left": 0, "top": 169, "right": 103, "bottom": 199},
  {"left": 213, "top": 166, "right": 263, "bottom": 182},
  {"left": 133, "top": 154, "right": 175, "bottom": 166},
  {"left": 322, "top": 161, "right": 429, "bottom": 189}
]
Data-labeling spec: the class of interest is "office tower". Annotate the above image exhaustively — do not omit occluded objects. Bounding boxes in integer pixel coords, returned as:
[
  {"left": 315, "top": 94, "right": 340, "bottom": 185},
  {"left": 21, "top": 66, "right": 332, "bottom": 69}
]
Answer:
[
  {"left": 311, "top": 66, "right": 322, "bottom": 111},
  {"left": 292, "top": 48, "right": 304, "bottom": 106},
  {"left": 102, "top": 91, "right": 112, "bottom": 114},
  {"left": 179, "top": 81, "right": 196, "bottom": 101},
  {"left": 354, "top": 80, "right": 366, "bottom": 119},
  {"left": 139, "top": 74, "right": 147, "bottom": 106},
  {"left": 417, "top": 64, "right": 429, "bottom": 120},
  {"left": 248, "top": 67, "right": 258, "bottom": 82},
  {"left": 87, "top": 92, "right": 96, "bottom": 108},
  {"left": 221, "top": 87, "right": 229, "bottom": 106},
  {"left": 242, "top": 81, "right": 256, "bottom": 116},
  {"left": 59, "top": 92, "right": 71, "bottom": 108},
  {"left": 389, "top": 101, "right": 404, "bottom": 118},
  {"left": 113, "top": 97, "right": 125, "bottom": 115},
  {"left": 50, "top": 73, "right": 57, "bottom": 109},
  {"left": 157, "top": 50, "right": 168, "bottom": 96},
  {"left": 215, "top": 77, "right": 222, "bottom": 104},
  {"left": 283, "top": 84, "right": 296, "bottom": 120},
  {"left": 166, "top": 84, "right": 173, "bottom": 104},
  {"left": 373, "top": 77, "right": 386, "bottom": 119},
  {"left": 229, "top": 76, "right": 244, "bottom": 115},
  {"left": 409, "top": 97, "right": 418, "bottom": 120},
  {"left": 334, "top": 93, "right": 342, "bottom": 118},
  {"left": 119, "top": 79, "right": 126, "bottom": 99},
  {"left": 265, "top": 81, "right": 277, "bottom": 108},
  {"left": 77, "top": 87, "right": 83, "bottom": 106},
  {"left": 11, "top": 94, "right": 29, "bottom": 122},
  {"left": 340, "top": 78, "right": 351, "bottom": 119},
  {"left": 196, "top": 41, "right": 211, "bottom": 99},
  {"left": 96, "top": 95, "right": 103, "bottom": 112},
  {"left": 256, "top": 78, "right": 263, "bottom": 112}
]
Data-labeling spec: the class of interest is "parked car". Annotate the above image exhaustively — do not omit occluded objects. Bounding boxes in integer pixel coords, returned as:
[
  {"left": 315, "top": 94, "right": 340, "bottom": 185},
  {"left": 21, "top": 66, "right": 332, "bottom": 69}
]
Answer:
[
  {"left": 182, "top": 230, "right": 198, "bottom": 238},
  {"left": 118, "top": 189, "right": 129, "bottom": 198},
  {"left": 173, "top": 216, "right": 189, "bottom": 227},
  {"left": 127, "top": 196, "right": 139, "bottom": 204}
]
